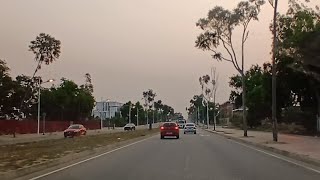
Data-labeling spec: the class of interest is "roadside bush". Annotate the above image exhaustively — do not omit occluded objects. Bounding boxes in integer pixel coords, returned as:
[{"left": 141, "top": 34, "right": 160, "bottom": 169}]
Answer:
[
  {"left": 230, "top": 113, "right": 242, "bottom": 128},
  {"left": 282, "top": 107, "right": 316, "bottom": 132}
]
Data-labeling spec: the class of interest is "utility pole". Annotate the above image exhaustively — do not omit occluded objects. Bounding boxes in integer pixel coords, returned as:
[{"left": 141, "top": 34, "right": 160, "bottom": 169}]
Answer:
[
  {"left": 272, "top": 0, "right": 279, "bottom": 142},
  {"left": 129, "top": 102, "right": 131, "bottom": 124}
]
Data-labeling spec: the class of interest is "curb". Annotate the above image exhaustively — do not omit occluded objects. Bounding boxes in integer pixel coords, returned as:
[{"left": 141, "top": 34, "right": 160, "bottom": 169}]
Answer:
[
  {"left": 204, "top": 129, "right": 320, "bottom": 168},
  {"left": 1, "top": 132, "right": 157, "bottom": 180}
]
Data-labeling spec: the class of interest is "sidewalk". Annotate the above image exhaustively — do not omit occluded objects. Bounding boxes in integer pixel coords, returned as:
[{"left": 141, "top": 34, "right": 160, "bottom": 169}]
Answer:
[
  {"left": 0, "top": 124, "right": 156, "bottom": 146},
  {"left": 206, "top": 126, "right": 320, "bottom": 166}
]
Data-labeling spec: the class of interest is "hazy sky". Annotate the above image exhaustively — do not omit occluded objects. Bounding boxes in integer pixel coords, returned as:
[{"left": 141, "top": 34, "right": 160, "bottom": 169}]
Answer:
[{"left": 0, "top": 0, "right": 297, "bottom": 116}]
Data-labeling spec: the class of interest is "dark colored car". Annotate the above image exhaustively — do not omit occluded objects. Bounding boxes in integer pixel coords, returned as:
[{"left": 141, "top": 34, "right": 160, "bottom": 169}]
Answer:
[
  {"left": 160, "top": 122, "right": 179, "bottom": 139},
  {"left": 64, "top": 124, "right": 86, "bottom": 138},
  {"left": 124, "top": 123, "right": 136, "bottom": 131}
]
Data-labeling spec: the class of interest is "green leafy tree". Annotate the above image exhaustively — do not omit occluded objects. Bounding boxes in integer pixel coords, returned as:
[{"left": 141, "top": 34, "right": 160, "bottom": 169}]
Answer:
[
  {"left": 40, "top": 78, "right": 95, "bottom": 121},
  {"left": 229, "top": 64, "right": 272, "bottom": 127},
  {"left": 120, "top": 101, "right": 132, "bottom": 124},
  {"left": 276, "top": 0, "right": 320, "bottom": 130},
  {"left": 29, "top": 33, "right": 61, "bottom": 77},
  {"left": 20, "top": 33, "right": 61, "bottom": 113},
  {"left": 142, "top": 89, "right": 156, "bottom": 129},
  {"left": 195, "top": 0, "right": 265, "bottom": 136},
  {"left": 81, "top": 73, "right": 94, "bottom": 94},
  {"left": 133, "top": 101, "right": 145, "bottom": 125},
  {"left": 0, "top": 59, "right": 17, "bottom": 118}
]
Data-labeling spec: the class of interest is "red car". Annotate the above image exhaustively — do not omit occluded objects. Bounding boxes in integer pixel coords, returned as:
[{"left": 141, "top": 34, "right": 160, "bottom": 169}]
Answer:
[
  {"left": 160, "top": 122, "right": 179, "bottom": 139},
  {"left": 64, "top": 124, "right": 87, "bottom": 138}
]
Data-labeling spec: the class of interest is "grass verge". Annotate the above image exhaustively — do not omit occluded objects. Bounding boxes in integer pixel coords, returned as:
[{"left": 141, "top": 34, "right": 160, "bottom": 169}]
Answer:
[{"left": 0, "top": 129, "right": 159, "bottom": 172}]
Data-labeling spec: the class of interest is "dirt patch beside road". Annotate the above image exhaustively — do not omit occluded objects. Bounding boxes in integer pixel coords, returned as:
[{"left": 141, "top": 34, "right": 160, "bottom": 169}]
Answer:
[{"left": 0, "top": 129, "right": 159, "bottom": 173}]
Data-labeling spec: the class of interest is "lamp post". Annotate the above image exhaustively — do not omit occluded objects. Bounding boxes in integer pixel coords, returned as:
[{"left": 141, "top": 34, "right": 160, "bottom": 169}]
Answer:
[
  {"left": 160, "top": 109, "right": 163, "bottom": 122},
  {"left": 152, "top": 102, "right": 155, "bottom": 124},
  {"left": 129, "top": 102, "right": 132, "bottom": 124},
  {"left": 206, "top": 101, "right": 209, "bottom": 129},
  {"left": 106, "top": 99, "right": 111, "bottom": 129},
  {"left": 136, "top": 105, "right": 139, "bottom": 126},
  {"left": 42, "top": 112, "right": 46, "bottom": 135},
  {"left": 100, "top": 111, "right": 103, "bottom": 129},
  {"left": 37, "top": 78, "right": 54, "bottom": 135}
]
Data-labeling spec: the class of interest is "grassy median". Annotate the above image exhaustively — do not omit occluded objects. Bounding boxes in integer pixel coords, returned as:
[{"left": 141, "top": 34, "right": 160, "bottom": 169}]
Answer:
[{"left": 0, "top": 129, "right": 159, "bottom": 172}]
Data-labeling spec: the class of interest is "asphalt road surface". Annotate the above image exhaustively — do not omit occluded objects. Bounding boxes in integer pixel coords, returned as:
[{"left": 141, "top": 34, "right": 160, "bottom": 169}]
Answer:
[{"left": 27, "top": 129, "right": 320, "bottom": 180}]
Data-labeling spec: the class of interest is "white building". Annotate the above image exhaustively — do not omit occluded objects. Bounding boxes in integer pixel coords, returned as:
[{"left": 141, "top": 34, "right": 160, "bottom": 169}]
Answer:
[{"left": 92, "top": 101, "right": 123, "bottom": 120}]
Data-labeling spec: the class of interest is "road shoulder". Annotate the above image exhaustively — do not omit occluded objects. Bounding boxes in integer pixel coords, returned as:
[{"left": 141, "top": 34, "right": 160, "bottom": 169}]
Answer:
[
  {"left": 204, "top": 128, "right": 320, "bottom": 168},
  {"left": 2, "top": 130, "right": 158, "bottom": 180}
]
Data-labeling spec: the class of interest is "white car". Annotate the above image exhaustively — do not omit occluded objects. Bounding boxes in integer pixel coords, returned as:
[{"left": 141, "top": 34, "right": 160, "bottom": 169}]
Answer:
[
  {"left": 124, "top": 123, "right": 136, "bottom": 131},
  {"left": 184, "top": 123, "right": 196, "bottom": 134},
  {"left": 177, "top": 120, "right": 186, "bottom": 129}
]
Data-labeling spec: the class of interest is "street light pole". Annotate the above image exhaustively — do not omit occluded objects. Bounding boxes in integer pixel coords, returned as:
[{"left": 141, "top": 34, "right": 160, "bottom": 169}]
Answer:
[
  {"left": 129, "top": 103, "right": 131, "bottom": 124},
  {"left": 37, "top": 78, "right": 54, "bottom": 135},
  {"left": 136, "top": 106, "right": 139, "bottom": 126},
  {"left": 42, "top": 113, "right": 46, "bottom": 135},
  {"left": 213, "top": 90, "right": 216, "bottom": 131},
  {"left": 206, "top": 100, "right": 209, "bottom": 129},
  {"left": 100, "top": 111, "right": 103, "bottom": 129},
  {"left": 152, "top": 102, "right": 155, "bottom": 124},
  {"left": 37, "top": 78, "right": 41, "bottom": 135}
]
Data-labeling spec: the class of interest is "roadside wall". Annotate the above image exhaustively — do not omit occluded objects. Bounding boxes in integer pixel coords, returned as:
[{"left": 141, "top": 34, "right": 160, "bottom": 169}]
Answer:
[{"left": 0, "top": 120, "right": 100, "bottom": 134}]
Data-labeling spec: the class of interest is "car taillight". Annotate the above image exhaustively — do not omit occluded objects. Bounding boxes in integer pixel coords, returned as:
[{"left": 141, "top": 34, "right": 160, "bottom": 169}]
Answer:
[
  {"left": 160, "top": 126, "right": 164, "bottom": 130},
  {"left": 175, "top": 126, "right": 179, "bottom": 130}
]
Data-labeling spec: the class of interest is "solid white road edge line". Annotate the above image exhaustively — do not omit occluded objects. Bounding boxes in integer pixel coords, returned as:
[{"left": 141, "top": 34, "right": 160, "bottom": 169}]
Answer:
[
  {"left": 228, "top": 138, "right": 320, "bottom": 174},
  {"left": 28, "top": 135, "right": 155, "bottom": 180}
]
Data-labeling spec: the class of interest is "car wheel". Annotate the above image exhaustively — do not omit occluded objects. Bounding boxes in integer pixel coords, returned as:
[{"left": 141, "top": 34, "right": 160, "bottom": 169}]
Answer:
[
  {"left": 83, "top": 131, "right": 87, "bottom": 135},
  {"left": 184, "top": 132, "right": 186, "bottom": 134},
  {"left": 160, "top": 136, "right": 164, "bottom": 139},
  {"left": 194, "top": 132, "right": 197, "bottom": 134},
  {"left": 133, "top": 127, "right": 135, "bottom": 130},
  {"left": 176, "top": 135, "right": 179, "bottom": 139}
]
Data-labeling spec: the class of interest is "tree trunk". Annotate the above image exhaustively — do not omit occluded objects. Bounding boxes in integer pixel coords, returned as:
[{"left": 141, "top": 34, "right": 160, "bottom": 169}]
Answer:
[
  {"left": 148, "top": 110, "right": 152, "bottom": 130},
  {"left": 242, "top": 74, "right": 248, "bottom": 137}
]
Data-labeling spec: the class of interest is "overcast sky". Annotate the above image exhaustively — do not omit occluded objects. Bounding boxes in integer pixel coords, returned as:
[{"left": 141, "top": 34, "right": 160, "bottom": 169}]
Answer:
[{"left": 0, "top": 0, "right": 301, "bottom": 117}]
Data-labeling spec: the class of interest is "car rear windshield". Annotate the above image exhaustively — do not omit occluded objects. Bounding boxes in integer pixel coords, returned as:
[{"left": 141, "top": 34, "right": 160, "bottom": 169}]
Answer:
[
  {"left": 186, "top": 124, "right": 195, "bottom": 127},
  {"left": 69, "top": 125, "right": 80, "bottom": 129},
  {"left": 178, "top": 120, "right": 185, "bottom": 124},
  {"left": 163, "top": 123, "right": 176, "bottom": 127}
]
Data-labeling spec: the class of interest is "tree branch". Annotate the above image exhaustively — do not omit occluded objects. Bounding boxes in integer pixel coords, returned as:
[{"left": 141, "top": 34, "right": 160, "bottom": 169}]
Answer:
[
  {"left": 227, "top": 36, "right": 241, "bottom": 72},
  {"left": 208, "top": 48, "right": 232, "bottom": 62},
  {"left": 268, "top": 0, "right": 275, "bottom": 8}
]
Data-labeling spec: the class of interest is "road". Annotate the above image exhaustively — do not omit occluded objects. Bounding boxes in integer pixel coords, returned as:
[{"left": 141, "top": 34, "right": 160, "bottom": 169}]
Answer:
[{"left": 27, "top": 129, "right": 320, "bottom": 180}]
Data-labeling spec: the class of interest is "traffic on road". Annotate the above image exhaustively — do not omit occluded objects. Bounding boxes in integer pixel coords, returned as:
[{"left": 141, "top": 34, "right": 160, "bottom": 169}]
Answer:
[{"left": 21, "top": 127, "right": 320, "bottom": 180}]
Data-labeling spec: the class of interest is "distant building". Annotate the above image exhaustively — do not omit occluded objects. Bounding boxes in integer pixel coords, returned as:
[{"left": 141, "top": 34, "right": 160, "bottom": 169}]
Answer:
[{"left": 92, "top": 100, "right": 123, "bottom": 120}]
